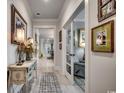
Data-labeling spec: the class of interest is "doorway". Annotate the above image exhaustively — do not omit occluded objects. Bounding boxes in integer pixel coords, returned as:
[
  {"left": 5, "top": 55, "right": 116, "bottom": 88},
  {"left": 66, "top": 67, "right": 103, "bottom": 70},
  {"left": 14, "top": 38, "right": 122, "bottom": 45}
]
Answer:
[
  {"left": 64, "top": 1, "right": 85, "bottom": 92},
  {"left": 34, "top": 28, "right": 55, "bottom": 61}
]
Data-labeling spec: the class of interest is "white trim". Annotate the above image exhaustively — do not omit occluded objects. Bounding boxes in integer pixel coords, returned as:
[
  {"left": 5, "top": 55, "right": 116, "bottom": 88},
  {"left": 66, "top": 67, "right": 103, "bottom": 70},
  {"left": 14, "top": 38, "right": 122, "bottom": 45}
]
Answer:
[
  {"left": 33, "top": 19, "right": 58, "bottom": 22},
  {"left": 33, "top": 25, "right": 56, "bottom": 29},
  {"left": 85, "top": 0, "right": 90, "bottom": 93},
  {"left": 65, "top": 71, "right": 74, "bottom": 84},
  {"left": 62, "top": 28, "right": 67, "bottom": 75}
]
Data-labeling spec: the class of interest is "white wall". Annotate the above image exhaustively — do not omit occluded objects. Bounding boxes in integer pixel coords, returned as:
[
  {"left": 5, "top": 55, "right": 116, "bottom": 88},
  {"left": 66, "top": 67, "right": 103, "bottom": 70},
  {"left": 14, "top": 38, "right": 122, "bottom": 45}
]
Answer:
[
  {"left": 54, "top": 27, "right": 62, "bottom": 70},
  {"left": 7, "top": 0, "right": 33, "bottom": 65},
  {"left": 88, "top": 0, "right": 116, "bottom": 93}
]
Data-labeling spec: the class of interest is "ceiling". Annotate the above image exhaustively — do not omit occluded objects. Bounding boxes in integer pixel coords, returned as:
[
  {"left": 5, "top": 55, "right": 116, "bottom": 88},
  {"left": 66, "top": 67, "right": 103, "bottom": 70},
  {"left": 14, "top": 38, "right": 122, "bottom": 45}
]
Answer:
[{"left": 27, "top": 0, "right": 65, "bottom": 19}]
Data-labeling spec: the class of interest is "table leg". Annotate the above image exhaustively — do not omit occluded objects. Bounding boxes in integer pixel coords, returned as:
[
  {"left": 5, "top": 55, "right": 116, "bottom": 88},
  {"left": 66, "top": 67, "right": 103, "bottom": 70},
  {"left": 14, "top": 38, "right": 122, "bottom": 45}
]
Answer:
[{"left": 26, "top": 81, "right": 28, "bottom": 93}]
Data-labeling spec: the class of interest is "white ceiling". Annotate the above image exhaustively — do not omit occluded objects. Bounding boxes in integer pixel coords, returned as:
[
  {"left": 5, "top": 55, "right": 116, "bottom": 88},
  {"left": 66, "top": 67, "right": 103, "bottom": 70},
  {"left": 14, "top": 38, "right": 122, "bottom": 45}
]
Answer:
[{"left": 27, "top": 0, "right": 65, "bottom": 19}]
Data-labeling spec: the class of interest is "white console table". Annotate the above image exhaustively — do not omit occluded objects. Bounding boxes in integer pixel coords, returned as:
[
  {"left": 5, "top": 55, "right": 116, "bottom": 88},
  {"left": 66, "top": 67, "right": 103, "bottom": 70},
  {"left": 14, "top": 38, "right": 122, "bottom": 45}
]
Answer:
[{"left": 8, "top": 60, "right": 37, "bottom": 93}]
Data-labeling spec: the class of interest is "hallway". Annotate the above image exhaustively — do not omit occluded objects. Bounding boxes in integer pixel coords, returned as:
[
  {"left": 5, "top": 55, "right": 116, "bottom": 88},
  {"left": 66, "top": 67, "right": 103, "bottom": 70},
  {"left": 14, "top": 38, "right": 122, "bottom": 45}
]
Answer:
[
  {"left": 7, "top": 0, "right": 116, "bottom": 93},
  {"left": 31, "top": 59, "right": 83, "bottom": 93}
]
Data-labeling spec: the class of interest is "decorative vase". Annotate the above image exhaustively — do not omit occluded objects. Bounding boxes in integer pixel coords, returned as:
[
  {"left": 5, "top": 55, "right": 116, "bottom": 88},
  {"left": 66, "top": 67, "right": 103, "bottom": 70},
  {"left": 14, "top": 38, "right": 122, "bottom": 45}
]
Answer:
[{"left": 26, "top": 52, "right": 32, "bottom": 61}]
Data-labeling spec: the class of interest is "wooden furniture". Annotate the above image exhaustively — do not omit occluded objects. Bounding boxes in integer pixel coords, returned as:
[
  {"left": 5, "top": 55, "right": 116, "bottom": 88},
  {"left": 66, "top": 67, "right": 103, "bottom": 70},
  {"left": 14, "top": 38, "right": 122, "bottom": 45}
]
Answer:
[{"left": 8, "top": 60, "right": 37, "bottom": 93}]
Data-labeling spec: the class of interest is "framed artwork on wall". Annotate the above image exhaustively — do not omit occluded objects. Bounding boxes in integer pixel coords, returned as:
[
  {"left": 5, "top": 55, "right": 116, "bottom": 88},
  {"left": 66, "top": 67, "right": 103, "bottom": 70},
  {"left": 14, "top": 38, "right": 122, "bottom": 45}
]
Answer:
[
  {"left": 78, "top": 28, "right": 85, "bottom": 48},
  {"left": 59, "top": 43, "right": 62, "bottom": 50},
  {"left": 11, "top": 4, "right": 27, "bottom": 44},
  {"left": 59, "top": 30, "right": 62, "bottom": 42},
  {"left": 91, "top": 20, "right": 114, "bottom": 52},
  {"left": 98, "top": 0, "right": 116, "bottom": 22}
]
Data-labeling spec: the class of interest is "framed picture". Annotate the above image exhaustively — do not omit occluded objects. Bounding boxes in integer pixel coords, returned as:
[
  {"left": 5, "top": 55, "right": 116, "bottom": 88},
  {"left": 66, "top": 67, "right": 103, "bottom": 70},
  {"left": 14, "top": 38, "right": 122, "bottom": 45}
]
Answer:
[
  {"left": 91, "top": 20, "right": 114, "bottom": 52},
  {"left": 98, "top": 0, "right": 116, "bottom": 22},
  {"left": 11, "top": 4, "right": 27, "bottom": 44},
  {"left": 78, "top": 28, "right": 85, "bottom": 48},
  {"left": 59, "top": 30, "right": 62, "bottom": 42},
  {"left": 59, "top": 43, "right": 62, "bottom": 50}
]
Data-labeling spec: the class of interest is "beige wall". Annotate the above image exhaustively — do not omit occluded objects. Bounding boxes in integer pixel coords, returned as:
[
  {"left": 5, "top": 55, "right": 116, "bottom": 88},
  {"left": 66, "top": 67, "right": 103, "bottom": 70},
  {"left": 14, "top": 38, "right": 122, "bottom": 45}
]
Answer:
[{"left": 7, "top": 0, "right": 33, "bottom": 65}]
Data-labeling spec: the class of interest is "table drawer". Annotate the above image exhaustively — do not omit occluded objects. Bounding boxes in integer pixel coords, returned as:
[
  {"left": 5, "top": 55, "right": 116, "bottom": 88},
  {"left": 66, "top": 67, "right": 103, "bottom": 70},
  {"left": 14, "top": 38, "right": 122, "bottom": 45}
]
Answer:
[{"left": 10, "top": 69, "right": 26, "bottom": 84}]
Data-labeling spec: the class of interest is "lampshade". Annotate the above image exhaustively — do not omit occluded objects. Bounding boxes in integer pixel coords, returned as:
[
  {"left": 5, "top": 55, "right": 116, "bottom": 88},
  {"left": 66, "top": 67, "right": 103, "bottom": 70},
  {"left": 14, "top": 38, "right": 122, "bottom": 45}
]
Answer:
[{"left": 17, "top": 28, "right": 24, "bottom": 43}]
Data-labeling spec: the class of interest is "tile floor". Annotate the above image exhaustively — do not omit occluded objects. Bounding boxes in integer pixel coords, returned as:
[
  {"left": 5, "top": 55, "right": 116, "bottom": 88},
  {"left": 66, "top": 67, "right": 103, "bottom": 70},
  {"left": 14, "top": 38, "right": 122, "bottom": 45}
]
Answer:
[{"left": 30, "top": 58, "right": 84, "bottom": 93}]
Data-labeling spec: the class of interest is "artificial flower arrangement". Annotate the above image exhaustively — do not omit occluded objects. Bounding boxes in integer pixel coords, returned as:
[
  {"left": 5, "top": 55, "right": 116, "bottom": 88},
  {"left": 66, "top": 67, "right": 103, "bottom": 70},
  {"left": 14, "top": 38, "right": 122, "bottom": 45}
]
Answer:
[
  {"left": 16, "top": 37, "right": 34, "bottom": 65},
  {"left": 24, "top": 37, "right": 34, "bottom": 60}
]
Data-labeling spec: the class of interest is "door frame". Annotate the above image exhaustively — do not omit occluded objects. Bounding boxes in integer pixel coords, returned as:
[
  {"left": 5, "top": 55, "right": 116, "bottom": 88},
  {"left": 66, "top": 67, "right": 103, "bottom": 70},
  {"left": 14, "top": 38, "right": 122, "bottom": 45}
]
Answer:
[
  {"left": 62, "top": 1, "right": 91, "bottom": 93},
  {"left": 33, "top": 25, "right": 56, "bottom": 64}
]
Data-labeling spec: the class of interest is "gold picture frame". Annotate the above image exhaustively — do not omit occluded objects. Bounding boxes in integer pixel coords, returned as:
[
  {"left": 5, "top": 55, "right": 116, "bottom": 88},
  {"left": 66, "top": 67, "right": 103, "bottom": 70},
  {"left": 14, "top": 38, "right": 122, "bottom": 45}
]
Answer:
[
  {"left": 78, "top": 29, "right": 85, "bottom": 48},
  {"left": 98, "top": 0, "right": 116, "bottom": 22},
  {"left": 11, "top": 4, "right": 27, "bottom": 44},
  {"left": 91, "top": 20, "right": 114, "bottom": 52}
]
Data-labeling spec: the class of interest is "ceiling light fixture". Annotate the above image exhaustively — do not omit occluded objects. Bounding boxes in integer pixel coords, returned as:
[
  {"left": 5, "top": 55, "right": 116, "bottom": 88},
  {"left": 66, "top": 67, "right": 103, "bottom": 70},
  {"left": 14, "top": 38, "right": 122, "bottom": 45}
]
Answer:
[{"left": 36, "top": 12, "right": 40, "bottom": 16}]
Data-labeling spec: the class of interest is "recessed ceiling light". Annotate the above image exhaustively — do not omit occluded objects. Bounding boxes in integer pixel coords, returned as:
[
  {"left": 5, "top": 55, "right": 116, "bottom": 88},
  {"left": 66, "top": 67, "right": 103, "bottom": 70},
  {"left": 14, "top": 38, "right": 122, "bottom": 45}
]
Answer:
[{"left": 36, "top": 12, "right": 40, "bottom": 16}]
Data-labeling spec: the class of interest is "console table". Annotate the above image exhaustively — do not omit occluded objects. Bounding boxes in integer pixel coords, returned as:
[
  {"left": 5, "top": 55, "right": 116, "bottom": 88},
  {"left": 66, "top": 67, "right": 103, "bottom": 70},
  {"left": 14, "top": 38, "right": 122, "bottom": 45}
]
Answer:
[{"left": 8, "top": 60, "right": 37, "bottom": 93}]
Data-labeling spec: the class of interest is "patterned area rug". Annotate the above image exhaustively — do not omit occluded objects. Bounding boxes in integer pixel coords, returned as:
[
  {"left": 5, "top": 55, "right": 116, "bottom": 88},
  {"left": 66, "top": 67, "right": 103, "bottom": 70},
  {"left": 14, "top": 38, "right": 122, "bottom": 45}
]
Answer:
[{"left": 39, "top": 72, "right": 62, "bottom": 93}]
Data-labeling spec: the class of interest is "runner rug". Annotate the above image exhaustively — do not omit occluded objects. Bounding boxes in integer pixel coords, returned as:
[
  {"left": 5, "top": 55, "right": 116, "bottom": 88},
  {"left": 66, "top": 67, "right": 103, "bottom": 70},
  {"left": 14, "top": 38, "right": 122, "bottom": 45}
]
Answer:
[{"left": 39, "top": 72, "right": 62, "bottom": 93}]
